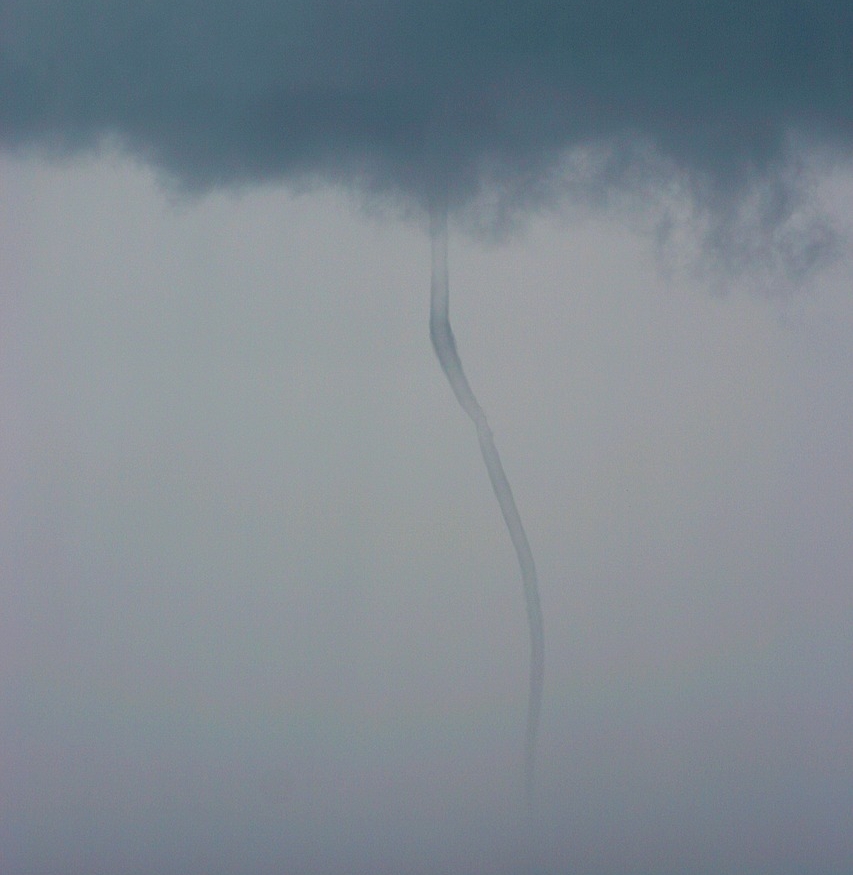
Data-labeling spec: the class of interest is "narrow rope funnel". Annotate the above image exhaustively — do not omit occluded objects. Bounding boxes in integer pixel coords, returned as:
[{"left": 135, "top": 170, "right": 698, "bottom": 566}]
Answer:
[{"left": 428, "top": 201, "right": 545, "bottom": 810}]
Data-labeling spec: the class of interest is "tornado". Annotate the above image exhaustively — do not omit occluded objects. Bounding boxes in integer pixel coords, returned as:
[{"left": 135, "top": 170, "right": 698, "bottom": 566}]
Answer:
[{"left": 428, "top": 199, "right": 545, "bottom": 811}]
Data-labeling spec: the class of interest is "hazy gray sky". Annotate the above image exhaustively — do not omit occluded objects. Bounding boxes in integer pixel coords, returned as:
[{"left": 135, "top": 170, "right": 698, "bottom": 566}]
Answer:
[
  {"left": 3, "top": 3, "right": 853, "bottom": 874},
  {"left": 4, "top": 150, "right": 853, "bottom": 875}
]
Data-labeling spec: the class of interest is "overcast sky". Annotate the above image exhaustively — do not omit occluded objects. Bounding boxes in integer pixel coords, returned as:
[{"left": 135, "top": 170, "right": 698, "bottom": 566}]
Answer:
[{"left": 3, "top": 3, "right": 853, "bottom": 874}]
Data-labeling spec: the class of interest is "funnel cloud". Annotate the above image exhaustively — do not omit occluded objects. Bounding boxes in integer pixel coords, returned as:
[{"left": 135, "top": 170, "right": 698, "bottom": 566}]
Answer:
[{"left": 430, "top": 195, "right": 545, "bottom": 808}]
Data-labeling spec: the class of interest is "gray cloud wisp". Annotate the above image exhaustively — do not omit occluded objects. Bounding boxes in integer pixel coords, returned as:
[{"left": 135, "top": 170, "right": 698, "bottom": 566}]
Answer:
[{"left": 2, "top": 1, "right": 852, "bottom": 213}]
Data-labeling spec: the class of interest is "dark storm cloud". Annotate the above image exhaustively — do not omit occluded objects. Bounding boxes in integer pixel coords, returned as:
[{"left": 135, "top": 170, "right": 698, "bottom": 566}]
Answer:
[{"left": 2, "top": 1, "right": 852, "bottom": 211}]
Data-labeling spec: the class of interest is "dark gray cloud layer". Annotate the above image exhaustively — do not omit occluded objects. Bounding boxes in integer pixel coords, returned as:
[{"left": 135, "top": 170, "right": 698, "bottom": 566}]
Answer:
[{"left": 2, "top": 1, "right": 852, "bottom": 207}]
